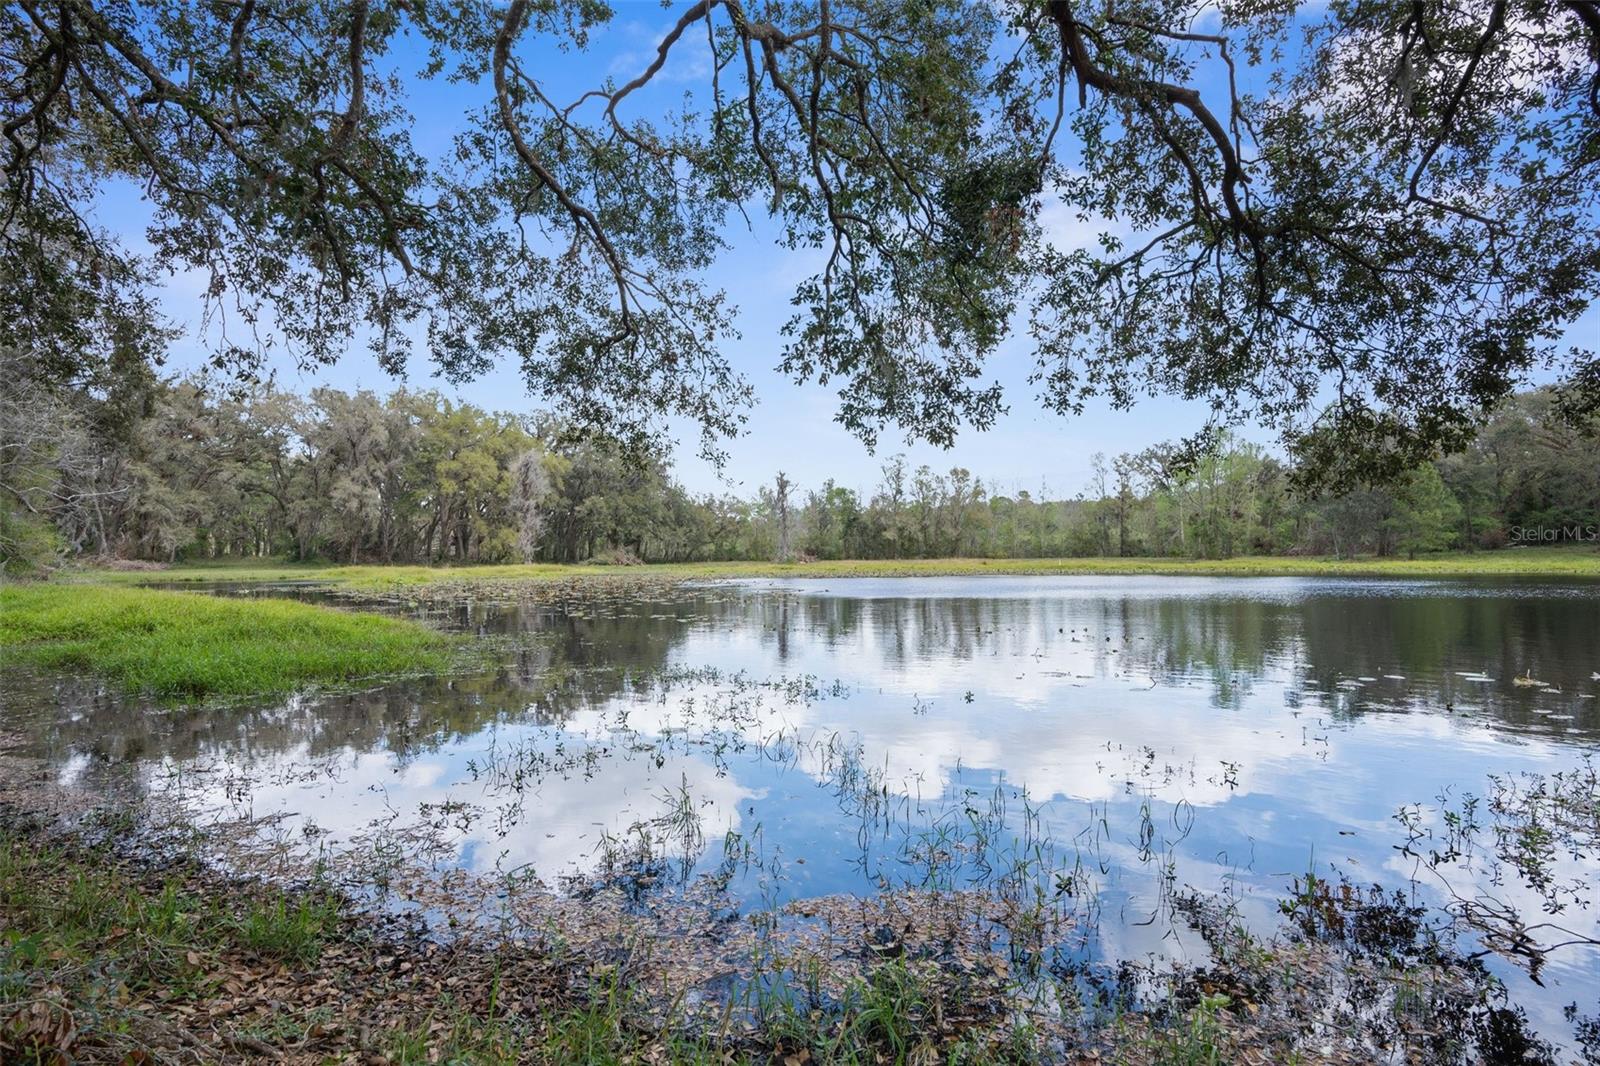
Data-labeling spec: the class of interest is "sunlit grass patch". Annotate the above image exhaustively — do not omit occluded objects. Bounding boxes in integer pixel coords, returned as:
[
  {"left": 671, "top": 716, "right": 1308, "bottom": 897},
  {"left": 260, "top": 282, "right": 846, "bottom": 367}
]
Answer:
[{"left": 0, "top": 584, "right": 453, "bottom": 701}]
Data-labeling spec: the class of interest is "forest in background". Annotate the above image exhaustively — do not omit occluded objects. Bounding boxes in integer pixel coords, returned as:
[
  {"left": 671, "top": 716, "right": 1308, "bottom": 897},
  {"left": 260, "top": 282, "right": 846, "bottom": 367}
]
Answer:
[{"left": 2, "top": 355, "right": 1596, "bottom": 573}]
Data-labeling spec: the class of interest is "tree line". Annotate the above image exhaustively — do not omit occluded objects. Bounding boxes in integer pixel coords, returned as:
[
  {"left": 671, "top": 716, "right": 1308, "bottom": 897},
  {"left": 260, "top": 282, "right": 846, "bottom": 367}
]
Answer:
[{"left": 3, "top": 360, "right": 1594, "bottom": 573}]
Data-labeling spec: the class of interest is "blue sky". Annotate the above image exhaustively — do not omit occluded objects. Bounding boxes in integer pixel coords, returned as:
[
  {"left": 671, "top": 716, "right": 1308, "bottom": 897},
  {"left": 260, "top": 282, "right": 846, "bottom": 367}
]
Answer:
[{"left": 114, "top": 2, "right": 1595, "bottom": 501}]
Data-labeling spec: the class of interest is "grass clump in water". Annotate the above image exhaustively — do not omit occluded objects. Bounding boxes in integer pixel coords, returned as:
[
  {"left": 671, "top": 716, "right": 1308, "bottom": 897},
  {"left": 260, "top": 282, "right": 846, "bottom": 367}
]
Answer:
[{"left": 0, "top": 584, "right": 453, "bottom": 701}]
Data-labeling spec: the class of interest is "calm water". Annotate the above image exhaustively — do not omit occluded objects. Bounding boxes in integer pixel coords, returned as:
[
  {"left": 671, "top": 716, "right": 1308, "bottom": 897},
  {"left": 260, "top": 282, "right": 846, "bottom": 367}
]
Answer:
[{"left": 4, "top": 575, "right": 1599, "bottom": 1038}]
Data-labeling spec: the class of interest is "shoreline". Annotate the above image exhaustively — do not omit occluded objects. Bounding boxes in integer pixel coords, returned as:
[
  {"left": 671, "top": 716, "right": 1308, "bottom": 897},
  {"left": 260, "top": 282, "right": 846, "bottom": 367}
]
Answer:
[
  {"left": 0, "top": 748, "right": 1567, "bottom": 1066},
  {"left": 59, "top": 546, "right": 1600, "bottom": 593}
]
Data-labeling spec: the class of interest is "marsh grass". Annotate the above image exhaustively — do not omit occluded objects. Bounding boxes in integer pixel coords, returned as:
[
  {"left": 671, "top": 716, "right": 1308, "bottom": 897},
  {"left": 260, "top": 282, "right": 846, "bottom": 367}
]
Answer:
[
  {"left": 1143, "top": 993, "right": 1233, "bottom": 1066},
  {"left": 0, "top": 831, "right": 349, "bottom": 1062},
  {"left": 0, "top": 817, "right": 1567, "bottom": 1065},
  {"left": 0, "top": 830, "right": 479, "bottom": 1060},
  {"left": 0, "top": 584, "right": 454, "bottom": 700},
  {"left": 0, "top": 828, "right": 1021, "bottom": 1065},
  {"left": 67, "top": 545, "right": 1600, "bottom": 591}
]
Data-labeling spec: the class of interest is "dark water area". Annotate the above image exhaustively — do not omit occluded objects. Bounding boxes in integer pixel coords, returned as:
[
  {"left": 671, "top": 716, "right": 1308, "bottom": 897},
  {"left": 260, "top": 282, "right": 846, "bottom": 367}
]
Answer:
[{"left": 4, "top": 575, "right": 1598, "bottom": 1045}]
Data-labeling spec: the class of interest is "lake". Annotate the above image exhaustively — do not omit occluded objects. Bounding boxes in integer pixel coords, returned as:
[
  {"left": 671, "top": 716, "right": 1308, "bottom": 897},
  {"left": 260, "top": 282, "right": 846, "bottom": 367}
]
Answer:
[{"left": 4, "top": 574, "right": 1598, "bottom": 1047}]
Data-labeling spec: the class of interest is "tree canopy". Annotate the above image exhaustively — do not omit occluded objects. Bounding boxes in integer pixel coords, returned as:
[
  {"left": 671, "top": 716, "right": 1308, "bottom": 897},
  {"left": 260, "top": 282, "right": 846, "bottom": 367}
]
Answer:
[{"left": 5, "top": 0, "right": 1598, "bottom": 474}]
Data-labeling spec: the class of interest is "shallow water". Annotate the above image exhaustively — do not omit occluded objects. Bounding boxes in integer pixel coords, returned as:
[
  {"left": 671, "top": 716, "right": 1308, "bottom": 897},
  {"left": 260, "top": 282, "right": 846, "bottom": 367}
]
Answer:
[{"left": 5, "top": 574, "right": 1599, "bottom": 1042}]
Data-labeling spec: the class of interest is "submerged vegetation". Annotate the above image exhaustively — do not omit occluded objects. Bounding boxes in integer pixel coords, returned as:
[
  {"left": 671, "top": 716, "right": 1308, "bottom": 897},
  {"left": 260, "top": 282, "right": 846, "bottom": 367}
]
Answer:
[{"left": 0, "top": 585, "right": 453, "bottom": 701}]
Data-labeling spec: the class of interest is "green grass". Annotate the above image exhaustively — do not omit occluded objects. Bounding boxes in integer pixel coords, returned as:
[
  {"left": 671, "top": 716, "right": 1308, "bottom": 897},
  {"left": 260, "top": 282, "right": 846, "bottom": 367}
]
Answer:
[
  {"left": 0, "top": 822, "right": 1529, "bottom": 1064},
  {"left": 0, "top": 829, "right": 1008, "bottom": 1065},
  {"left": 0, "top": 831, "right": 363, "bottom": 1064},
  {"left": 69, "top": 545, "right": 1600, "bottom": 592},
  {"left": 227, "top": 891, "right": 343, "bottom": 964},
  {"left": 0, "top": 832, "right": 344, "bottom": 1060},
  {"left": 0, "top": 584, "right": 453, "bottom": 701},
  {"left": 1145, "top": 993, "right": 1234, "bottom": 1066}
]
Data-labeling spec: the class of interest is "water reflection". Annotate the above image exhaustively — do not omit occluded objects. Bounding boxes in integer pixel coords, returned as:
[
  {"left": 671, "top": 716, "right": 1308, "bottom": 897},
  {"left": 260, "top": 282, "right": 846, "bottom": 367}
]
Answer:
[{"left": 3, "top": 575, "right": 1598, "bottom": 1036}]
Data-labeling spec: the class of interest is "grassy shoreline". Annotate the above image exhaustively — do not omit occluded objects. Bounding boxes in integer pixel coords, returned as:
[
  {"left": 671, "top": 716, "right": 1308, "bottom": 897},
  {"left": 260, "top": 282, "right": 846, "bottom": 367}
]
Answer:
[
  {"left": 1, "top": 798, "right": 1566, "bottom": 1065},
  {"left": 64, "top": 546, "right": 1600, "bottom": 591},
  {"left": 0, "top": 585, "right": 454, "bottom": 702}
]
